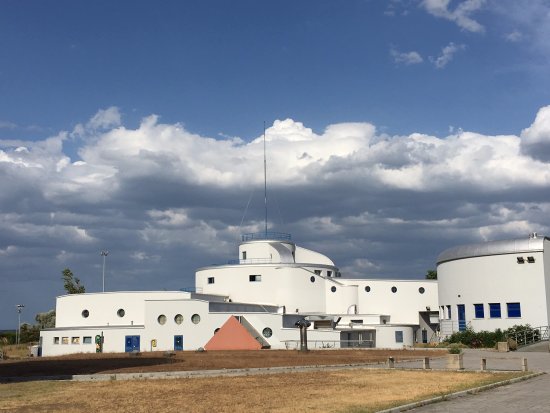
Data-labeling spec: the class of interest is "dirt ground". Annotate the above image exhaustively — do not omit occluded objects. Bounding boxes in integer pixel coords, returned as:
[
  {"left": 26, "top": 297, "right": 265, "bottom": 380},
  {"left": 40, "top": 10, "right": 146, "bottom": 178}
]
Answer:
[{"left": 0, "top": 349, "right": 446, "bottom": 378}]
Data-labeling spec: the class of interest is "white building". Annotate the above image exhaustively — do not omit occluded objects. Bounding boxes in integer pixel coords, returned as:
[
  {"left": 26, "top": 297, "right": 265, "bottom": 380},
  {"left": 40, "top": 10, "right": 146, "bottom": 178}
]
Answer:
[
  {"left": 40, "top": 232, "right": 438, "bottom": 356},
  {"left": 437, "top": 233, "right": 550, "bottom": 336}
]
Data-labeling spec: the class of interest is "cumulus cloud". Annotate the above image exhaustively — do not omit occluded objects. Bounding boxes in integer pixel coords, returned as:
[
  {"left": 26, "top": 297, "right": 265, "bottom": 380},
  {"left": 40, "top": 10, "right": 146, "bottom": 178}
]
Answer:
[
  {"left": 430, "top": 42, "right": 466, "bottom": 68},
  {"left": 4, "top": 106, "right": 550, "bottom": 324},
  {"left": 390, "top": 48, "right": 424, "bottom": 65},
  {"left": 421, "top": 0, "right": 486, "bottom": 33},
  {"left": 520, "top": 105, "right": 550, "bottom": 161}
]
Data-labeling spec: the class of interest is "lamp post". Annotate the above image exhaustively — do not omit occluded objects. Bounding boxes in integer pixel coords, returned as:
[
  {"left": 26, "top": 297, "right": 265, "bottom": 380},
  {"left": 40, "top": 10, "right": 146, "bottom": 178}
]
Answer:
[
  {"left": 16, "top": 304, "right": 24, "bottom": 345},
  {"left": 101, "top": 250, "right": 109, "bottom": 292}
]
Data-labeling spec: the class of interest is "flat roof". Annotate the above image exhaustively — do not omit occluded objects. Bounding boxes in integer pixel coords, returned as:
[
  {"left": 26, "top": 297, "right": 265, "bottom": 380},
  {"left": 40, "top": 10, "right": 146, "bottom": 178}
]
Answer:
[{"left": 437, "top": 236, "right": 547, "bottom": 264}]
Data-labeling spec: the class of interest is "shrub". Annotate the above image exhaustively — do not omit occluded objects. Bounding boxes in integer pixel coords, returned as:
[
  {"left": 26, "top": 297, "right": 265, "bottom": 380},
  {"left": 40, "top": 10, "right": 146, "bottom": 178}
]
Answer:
[
  {"left": 443, "top": 327, "right": 505, "bottom": 348},
  {"left": 448, "top": 343, "right": 462, "bottom": 354}
]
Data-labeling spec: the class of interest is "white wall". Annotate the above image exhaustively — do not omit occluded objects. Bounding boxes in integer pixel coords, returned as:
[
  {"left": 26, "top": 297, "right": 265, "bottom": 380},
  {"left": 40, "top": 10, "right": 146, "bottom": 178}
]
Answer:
[
  {"left": 55, "top": 291, "right": 190, "bottom": 328},
  {"left": 345, "top": 279, "right": 438, "bottom": 324}
]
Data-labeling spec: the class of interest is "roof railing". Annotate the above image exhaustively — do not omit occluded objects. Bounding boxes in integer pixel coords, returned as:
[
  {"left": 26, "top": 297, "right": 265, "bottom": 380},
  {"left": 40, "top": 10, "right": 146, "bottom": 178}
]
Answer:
[{"left": 241, "top": 231, "right": 292, "bottom": 242}]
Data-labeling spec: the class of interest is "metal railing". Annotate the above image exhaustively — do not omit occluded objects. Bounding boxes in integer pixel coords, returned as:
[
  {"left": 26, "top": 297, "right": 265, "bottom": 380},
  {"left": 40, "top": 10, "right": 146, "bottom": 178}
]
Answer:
[
  {"left": 241, "top": 232, "right": 292, "bottom": 241},
  {"left": 506, "top": 326, "right": 549, "bottom": 347},
  {"left": 227, "top": 258, "right": 274, "bottom": 265},
  {"left": 282, "top": 340, "right": 375, "bottom": 350}
]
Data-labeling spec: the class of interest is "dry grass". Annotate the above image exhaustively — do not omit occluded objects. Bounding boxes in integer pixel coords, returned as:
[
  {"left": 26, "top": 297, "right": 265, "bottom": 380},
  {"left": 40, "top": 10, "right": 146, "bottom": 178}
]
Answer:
[
  {"left": 0, "top": 369, "right": 525, "bottom": 413},
  {"left": 0, "top": 344, "right": 30, "bottom": 359}
]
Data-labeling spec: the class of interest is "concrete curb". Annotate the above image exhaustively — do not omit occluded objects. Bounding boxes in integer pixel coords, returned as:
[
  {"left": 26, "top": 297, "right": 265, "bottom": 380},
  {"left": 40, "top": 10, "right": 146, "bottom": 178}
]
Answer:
[{"left": 376, "top": 371, "right": 545, "bottom": 413}]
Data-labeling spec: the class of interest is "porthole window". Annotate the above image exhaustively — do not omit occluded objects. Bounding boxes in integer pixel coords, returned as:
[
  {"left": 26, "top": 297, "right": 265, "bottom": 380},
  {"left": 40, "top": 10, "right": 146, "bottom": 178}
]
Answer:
[
  {"left": 214, "top": 328, "right": 220, "bottom": 334},
  {"left": 117, "top": 309, "right": 125, "bottom": 318},
  {"left": 262, "top": 327, "right": 273, "bottom": 338},
  {"left": 365, "top": 286, "right": 371, "bottom": 292},
  {"left": 310, "top": 276, "right": 315, "bottom": 283},
  {"left": 419, "top": 287, "right": 425, "bottom": 294},
  {"left": 157, "top": 314, "right": 167, "bottom": 325},
  {"left": 391, "top": 286, "right": 397, "bottom": 293},
  {"left": 331, "top": 286, "right": 337, "bottom": 293},
  {"left": 81, "top": 309, "right": 89, "bottom": 318},
  {"left": 191, "top": 314, "right": 201, "bottom": 324},
  {"left": 174, "top": 314, "right": 183, "bottom": 325}
]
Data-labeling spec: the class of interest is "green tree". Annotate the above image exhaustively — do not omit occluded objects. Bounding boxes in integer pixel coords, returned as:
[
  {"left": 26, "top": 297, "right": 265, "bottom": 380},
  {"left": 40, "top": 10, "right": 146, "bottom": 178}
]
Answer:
[
  {"left": 19, "top": 323, "right": 40, "bottom": 343},
  {"left": 35, "top": 310, "right": 56, "bottom": 328},
  {"left": 426, "top": 269, "right": 437, "bottom": 280},
  {"left": 62, "top": 268, "right": 85, "bottom": 294}
]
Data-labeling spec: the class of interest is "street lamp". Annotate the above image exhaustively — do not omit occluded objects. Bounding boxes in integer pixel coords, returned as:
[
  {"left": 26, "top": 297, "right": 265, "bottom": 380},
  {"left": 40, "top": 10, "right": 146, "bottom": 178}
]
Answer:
[
  {"left": 101, "top": 250, "right": 109, "bottom": 292},
  {"left": 16, "top": 304, "right": 24, "bottom": 345}
]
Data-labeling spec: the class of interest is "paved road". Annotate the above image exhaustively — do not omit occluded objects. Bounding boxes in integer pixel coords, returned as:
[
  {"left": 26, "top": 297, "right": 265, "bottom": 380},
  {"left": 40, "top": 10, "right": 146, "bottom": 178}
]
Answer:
[{"left": 407, "top": 348, "right": 550, "bottom": 412}]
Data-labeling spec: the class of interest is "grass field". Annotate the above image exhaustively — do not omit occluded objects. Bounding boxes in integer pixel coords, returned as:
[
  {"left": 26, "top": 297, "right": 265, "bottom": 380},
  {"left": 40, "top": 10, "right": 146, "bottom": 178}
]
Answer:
[{"left": 0, "top": 369, "right": 525, "bottom": 413}]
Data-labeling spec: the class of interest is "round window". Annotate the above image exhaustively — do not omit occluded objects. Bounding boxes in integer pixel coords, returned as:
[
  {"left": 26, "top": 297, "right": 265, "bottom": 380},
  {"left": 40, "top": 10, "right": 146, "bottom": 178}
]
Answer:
[
  {"left": 157, "top": 314, "right": 167, "bottom": 325},
  {"left": 191, "top": 314, "right": 201, "bottom": 324},
  {"left": 117, "top": 309, "right": 125, "bottom": 318},
  {"left": 365, "top": 286, "right": 371, "bottom": 292},
  {"left": 310, "top": 276, "right": 315, "bottom": 283},
  {"left": 331, "top": 286, "right": 337, "bottom": 293},
  {"left": 81, "top": 309, "right": 89, "bottom": 318},
  {"left": 262, "top": 327, "right": 273, "bottom": 338},
  {"left": 391, "top": 286, "right": 397, "bottom": 293},
  {"left": 419, "top": 287, "right": 425, "bottom": 294},
  {"left": 174, "top": 314, "right": 183, "bottom": 325},
  {"left": 214, "top": 328, "right": 220, "bottom": 334}
]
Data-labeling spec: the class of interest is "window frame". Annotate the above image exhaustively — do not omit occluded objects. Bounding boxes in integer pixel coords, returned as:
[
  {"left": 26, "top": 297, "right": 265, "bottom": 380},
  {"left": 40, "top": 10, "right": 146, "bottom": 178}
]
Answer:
[
  {"left": 395, "top": 330, "right": 404, "bottom": 343},
  {"left": 507, "top": 302, "right": 521, "bottom": 318},
  {"left": 474, "top": 303, "right": 484, "bottom": 319}
]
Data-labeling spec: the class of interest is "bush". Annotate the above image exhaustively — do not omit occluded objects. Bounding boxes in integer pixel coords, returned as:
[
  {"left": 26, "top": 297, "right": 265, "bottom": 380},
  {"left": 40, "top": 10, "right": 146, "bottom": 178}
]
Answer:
[
  {"left": 447, "top": 343, "right": 463, "bottom": 354},
  {"left": 444, "top": 327, "right": 505, "bottom": 348}
]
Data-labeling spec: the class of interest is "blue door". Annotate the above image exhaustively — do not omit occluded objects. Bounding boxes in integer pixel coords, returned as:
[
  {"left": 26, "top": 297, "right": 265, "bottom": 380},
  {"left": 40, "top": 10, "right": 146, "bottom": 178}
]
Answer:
[
  {"left": 125, "top": 335, "right": 140, "bottom": 352},
  {"left": 174, "top": 335, "right": 184, "bottom": 351},
  {"left": 457, "top": 304, "right": 466, "bottom": 331}
]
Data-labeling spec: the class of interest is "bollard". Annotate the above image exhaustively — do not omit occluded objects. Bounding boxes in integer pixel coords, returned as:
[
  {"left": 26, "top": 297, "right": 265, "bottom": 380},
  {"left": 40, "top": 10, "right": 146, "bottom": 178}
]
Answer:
[
  {"left": 522, "top": 358, "right": 528, "bottom": 372},
  {"left": 387, "top": 357, "right": 395, "bottom": 368},
  {"left": 423, "top": 357, "right": 431, "bottom": 370},
  {"left": 480, "top": 358, "right": 487, "bottom": 371}
]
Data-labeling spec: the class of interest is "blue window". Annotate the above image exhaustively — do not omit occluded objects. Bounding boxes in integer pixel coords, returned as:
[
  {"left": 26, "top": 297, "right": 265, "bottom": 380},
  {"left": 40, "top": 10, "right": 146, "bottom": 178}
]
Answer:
[
  {"left": 474, "top": 304, "right": 484, "bottom": 318},
  {"left": 489, "top": 303, "right": 501, "bottom": 318},
  {"left": 507, "top": 302, "right": 521, "bottom": 318},
  {"left": 395, "top": 331, "right": 403, "bottom": 343}
]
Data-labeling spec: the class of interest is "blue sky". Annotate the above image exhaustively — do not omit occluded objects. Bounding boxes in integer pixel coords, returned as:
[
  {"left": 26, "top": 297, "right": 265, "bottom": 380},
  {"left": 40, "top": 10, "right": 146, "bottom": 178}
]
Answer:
[{"left": 1, "top": 0, "right": 550, "bottom": 328}]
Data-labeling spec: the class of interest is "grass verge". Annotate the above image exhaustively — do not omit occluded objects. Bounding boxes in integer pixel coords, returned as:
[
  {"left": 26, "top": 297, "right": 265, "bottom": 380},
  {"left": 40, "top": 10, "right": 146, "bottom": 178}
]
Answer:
[{"left": 0, "top": 369, "right": 527, "bottom": 413}]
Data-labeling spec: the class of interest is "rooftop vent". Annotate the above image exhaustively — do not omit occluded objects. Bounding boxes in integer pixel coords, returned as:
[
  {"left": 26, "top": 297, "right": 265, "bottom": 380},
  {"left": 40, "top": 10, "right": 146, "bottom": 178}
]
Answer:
[{"left": 529, "top": 232, "right": 538, "bottom": 239}]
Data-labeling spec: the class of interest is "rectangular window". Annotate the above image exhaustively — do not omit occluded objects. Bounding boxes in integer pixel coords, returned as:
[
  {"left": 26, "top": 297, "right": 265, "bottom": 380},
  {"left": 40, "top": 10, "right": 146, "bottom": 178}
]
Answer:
[
  {"left": 395, "top": 331, "right": 403, "bottom": 343},
  {"left": 83, "top": 336, "right": 92, "bottom": 344},
  {"left": 54, "top": 337, "right": 60, "bottom": 345},
  {"left": 242, "top": 251, "right": 247, "bottom": 260},
  {"left": 327, "top": 270, "right": 333, "bottom": 277},
  {"left": 527, "top": 256, "right": 535, "bottom": 263},
  {"left": 489, "top": 303, "right": 501, "bottom": 318},
  {"left": 207, "top": 277, "right": 215, "bottom": 284},
  {"left": 62, "top": 337, "right": 69, "bottom": 344},
  {"left": 507, "top": 302, "right": 521, "bottom": 318},
  {"left": 446, "top": 305, "right": 451, "bottom": 319},
  {"left": 474, "top": 304, "right": 484, "bottom": 319},
  {"left": 249, "top": 274, "right": 261, "bottom": 282},
  {"left": 71, "top": 337, "right": 80, "bottom": 344},
  {"left": 314, "top": 269, "right": 321, "bottom": 275}
]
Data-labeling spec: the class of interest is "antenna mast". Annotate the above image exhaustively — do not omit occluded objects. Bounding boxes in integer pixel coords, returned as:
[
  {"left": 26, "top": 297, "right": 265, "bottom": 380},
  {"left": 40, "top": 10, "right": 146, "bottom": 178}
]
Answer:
[{"left": 263, "top": 121, "right": 268, "bottom": 235}]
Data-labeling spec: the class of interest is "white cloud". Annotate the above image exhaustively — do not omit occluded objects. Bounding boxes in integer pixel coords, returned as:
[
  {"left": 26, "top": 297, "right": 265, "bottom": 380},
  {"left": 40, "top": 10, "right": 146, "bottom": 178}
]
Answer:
[
  {"left": 0, "top": 120, "right": 17, "bottom": 129},
  {"left": 430, "top": 42, "right": 466, "bottom": 68},
  {"left": 421, "top": 0, "right": 486, "bottom": 32},
  {"left": 505, "top": 30, "right": 523, "bottom": 42},
  {"left": 4, "top": 106, "right": 550, "bottom": 324},
  {"left": 390, "top": 48, "right": 424, "bottom": 65}
]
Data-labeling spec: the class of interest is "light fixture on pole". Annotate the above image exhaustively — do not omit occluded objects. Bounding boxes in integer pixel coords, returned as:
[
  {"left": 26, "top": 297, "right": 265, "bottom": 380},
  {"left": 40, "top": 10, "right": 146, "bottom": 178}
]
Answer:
[
  {"left": 101, "top": 250, "right": 109, "bottom": 292},
  {"left": 16, "top": 304, "right": 24, "bottom": 345}
]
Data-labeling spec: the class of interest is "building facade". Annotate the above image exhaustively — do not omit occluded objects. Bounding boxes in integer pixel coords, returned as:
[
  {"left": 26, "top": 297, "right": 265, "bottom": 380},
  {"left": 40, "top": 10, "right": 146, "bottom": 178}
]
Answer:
[
  {"left": 437, "top": 233, "right": 550, "bottom": 336},
  {"left": 40, "top": 232, "right": 439, "bottom": 356}
]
